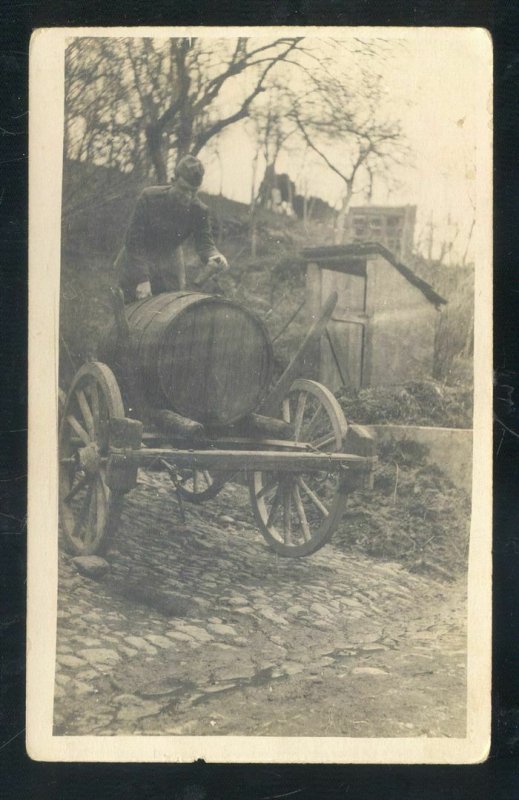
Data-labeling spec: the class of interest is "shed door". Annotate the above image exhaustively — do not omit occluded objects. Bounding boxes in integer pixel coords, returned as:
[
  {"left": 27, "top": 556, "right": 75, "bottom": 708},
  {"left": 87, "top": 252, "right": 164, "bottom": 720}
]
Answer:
[{"left": 320, "top": 269, "right": 366, "bottom": 391}]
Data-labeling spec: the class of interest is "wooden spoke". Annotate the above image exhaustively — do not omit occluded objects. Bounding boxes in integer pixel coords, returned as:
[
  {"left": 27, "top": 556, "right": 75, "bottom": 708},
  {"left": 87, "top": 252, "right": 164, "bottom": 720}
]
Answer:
[
  {"left": 67, "top": 414, "right": 90, "bottom": 445},
  {"left": 266, "top": 485, "right": 283, "bottom": 527},
  {"left": 193, "top": 471, "right": 200, "bottom": 493},
  {"left": 249, "top": 378, "right": 349, "bottom": 557},
  {"left": 255, "top": 474, "right": 279, "bottom": 500},
  {"left": 297, "top": 477, "right": 330, "bottom": 518},
  {"left": 304, "top": 403, "right": 324, "bottom": 438},
  {"left": 293, "top": 483, "right": 311, "bottom": 542},
  {"left": 311, "top": 432, "right": 337, "bottom": 450},
  {"left": 73, "top": 483, "right": 94, "bottom": 538},
  {"left": 283, "top": 484, "right": 293, "bottom": 545},
  {"left": 293, "top": 392, "right": 308, "bottom": 441},
  {"left": 202, "top": 470, "right": 213, "bottom": 487},
  {"left": 281, "top": 397, "right": 291, "bottom": 424},
  {"left": 63, "top": 472, "right": 91, "bottom": 505},
  {"left": 98, "top": 470, "right": 109, "bottom": 502},
  {"left": 76, "top": 389, "right": 94, "bottom": 439}
]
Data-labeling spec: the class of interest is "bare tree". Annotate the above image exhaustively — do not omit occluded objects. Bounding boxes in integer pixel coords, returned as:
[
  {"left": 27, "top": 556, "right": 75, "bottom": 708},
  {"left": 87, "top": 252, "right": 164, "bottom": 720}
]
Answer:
[
  {"left": 244, "top": 86, "right": 300, "bottom": 254},
  {"left": 247, "top": 85, "right": 298, "bottom": 209},
  {"left": 417, "top": 209, "right": 475, "bottom": 268},
  {"left": 289, "top": 69, "right": 408, "bottom": 243},
  {"left": 65, "top": 36, "right": 305, "bottom": 185}
]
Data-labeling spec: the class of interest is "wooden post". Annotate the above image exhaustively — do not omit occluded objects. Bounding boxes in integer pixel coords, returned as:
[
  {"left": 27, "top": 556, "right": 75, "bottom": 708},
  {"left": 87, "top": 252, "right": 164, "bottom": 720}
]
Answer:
[{"left": 304, "top": 262, "right": 322, "bottom": 380}]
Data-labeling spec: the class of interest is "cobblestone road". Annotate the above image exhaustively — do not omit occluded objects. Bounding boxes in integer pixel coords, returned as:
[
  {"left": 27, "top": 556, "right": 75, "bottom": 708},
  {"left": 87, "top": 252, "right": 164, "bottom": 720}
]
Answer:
[{"left": 54, "top": 473, "right": 467, "bottom": 738}]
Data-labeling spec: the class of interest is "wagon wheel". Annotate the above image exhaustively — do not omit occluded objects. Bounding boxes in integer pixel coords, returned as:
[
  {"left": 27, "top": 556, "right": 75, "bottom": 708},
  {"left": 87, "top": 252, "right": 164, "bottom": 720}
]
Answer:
[
  {"left": 250, "top": 379, "right": 349, "bottom": 557},
  {"left": 59, "top": 362, "right": 125, "bottom": 555},
  {"left": 174, "top": 469, "right": 228, "bottom": 504}
]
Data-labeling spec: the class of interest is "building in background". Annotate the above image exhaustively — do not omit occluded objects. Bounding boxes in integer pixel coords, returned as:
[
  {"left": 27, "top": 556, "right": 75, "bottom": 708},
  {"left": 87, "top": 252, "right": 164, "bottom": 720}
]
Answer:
[{"left": 344, "top": 205, "right": 417, "bottom": 262}]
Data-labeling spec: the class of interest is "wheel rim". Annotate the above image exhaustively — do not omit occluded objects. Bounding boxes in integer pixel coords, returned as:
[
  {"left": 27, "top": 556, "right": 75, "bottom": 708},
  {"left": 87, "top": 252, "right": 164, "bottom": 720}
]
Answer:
[
  {"left": 250, "top": 379, "right": 349, "bottom": 557},
  {"left": 59, "top": 362, "right": 124, "bottom": 555}
]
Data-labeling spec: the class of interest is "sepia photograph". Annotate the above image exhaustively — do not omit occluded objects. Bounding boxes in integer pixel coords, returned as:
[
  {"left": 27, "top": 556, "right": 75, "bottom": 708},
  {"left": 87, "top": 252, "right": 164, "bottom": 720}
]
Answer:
[{"left": 27, "top": 26, "right": 492, "bottom": 763}]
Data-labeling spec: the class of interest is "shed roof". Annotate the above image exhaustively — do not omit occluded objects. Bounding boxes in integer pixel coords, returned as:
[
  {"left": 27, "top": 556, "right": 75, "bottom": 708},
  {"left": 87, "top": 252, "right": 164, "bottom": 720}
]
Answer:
[{"left": 302, "top": 242, "right": 447, "bottom": 309}]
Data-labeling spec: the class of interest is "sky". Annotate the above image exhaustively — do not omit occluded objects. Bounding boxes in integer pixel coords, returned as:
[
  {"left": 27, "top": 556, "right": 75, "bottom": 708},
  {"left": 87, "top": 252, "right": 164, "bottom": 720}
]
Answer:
[{"left": 198, "top": 29, "right": 491, "bottom": 264}]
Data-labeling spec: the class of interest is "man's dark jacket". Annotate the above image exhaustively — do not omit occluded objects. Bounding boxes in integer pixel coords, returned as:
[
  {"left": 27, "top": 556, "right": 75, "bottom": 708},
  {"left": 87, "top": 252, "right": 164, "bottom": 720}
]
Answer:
[{"left": 115, "top": 185, "right": 219, "bottom": 296}]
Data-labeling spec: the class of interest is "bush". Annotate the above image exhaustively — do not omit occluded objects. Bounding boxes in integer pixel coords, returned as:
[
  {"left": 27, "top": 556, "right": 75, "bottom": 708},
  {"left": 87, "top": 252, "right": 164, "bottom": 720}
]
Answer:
[
  {"left": 335, "top": 439, "right": 471, "bottom": 577},
  {"left": 336, "top": 380, "right": 473, "bottom": 429}
]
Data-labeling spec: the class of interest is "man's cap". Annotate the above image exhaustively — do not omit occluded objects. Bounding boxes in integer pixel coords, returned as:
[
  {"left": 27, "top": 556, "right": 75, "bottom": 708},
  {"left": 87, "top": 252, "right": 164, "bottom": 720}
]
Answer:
[{"left": 174, "top": 155, "right": 205, "bottom": 188}]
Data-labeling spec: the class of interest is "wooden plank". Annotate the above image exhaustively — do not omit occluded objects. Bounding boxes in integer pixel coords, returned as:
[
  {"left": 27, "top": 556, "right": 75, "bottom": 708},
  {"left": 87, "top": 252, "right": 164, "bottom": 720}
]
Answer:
[
  {"left": 132, "top": 447, "right": 376, "bottom": 473},
  {"left": 323, "top": 323, "right": 364, "bottom": 391},
  {"left": 204, "top": 436, "right": 308, "bottom": 450},
  {"left": 142, "top": 432, "right": 309, "bottom": 450},
  {"left": 303, "top": 263, "right": 322, "bottom": 380},
  {"left": 320, "top": 268, "right": 366, "bottom": 390}
]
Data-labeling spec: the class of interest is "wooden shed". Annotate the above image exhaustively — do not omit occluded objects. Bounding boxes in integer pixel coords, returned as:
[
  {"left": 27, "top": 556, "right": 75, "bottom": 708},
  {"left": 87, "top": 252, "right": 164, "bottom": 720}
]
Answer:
[{"left": 304, "top": 243, "right": 447, "bottom": 391}]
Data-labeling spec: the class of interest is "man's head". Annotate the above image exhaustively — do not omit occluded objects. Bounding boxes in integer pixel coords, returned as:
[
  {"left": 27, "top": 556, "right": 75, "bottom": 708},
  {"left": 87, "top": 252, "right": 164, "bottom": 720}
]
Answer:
[{"left": 174, "top": 155, "right": 204, "bottom": 189}]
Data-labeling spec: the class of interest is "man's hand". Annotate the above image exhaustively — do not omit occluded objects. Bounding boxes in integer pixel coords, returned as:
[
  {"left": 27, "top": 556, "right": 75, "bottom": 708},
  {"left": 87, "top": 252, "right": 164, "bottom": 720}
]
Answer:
[
  {"left": 207, "top": 253, "right": 229, "bottom": 272},
  {"left": 135, "top": 280, "right": 152, "bottom": 300},
  {"left": 194, "top": 254, "right": 229, "bottom": 288}
]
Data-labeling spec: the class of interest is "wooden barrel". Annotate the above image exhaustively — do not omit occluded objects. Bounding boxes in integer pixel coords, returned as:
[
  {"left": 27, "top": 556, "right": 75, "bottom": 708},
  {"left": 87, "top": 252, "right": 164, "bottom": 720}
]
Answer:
[{"left": 104, "top": 291, "right": 273, "bottom": 425}]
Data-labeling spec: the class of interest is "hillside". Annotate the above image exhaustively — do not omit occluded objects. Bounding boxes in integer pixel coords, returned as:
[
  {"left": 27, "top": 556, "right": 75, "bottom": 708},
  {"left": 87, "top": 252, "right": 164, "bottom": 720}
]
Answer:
[
  {"left": 60, "top": 178, "right": 331, "bottom": 382},
  {"left": 60, "top": 173, "right": 472, "bottom": 427}
]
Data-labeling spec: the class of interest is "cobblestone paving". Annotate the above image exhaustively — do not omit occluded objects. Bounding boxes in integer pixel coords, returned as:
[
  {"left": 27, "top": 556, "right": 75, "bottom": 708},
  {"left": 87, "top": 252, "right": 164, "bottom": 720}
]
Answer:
[{"left": 54, "top": 473, "right": 467, "bottom": 738}]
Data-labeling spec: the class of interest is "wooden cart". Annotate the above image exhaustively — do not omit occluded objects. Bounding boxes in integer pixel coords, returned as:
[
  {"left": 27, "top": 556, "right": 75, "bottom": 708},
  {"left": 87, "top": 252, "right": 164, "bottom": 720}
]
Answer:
[{"left": 59, "top": 290, "right": 376, "bottom": 558}]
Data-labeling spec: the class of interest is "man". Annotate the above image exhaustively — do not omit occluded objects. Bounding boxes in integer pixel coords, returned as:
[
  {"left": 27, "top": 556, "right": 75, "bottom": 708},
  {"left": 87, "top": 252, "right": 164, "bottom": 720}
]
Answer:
[{"left": 115, "top": 155, "right": 228, "bottom": 302}]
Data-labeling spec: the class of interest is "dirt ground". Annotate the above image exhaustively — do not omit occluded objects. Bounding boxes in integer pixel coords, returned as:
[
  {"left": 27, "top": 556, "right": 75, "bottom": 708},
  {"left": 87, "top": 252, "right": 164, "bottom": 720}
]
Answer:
[{"left": 54, "top": 472, "right": 467, "bottom": 739}]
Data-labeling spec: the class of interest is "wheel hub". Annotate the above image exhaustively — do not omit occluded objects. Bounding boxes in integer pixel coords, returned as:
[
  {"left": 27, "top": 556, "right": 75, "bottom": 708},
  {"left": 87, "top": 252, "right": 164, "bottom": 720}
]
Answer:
[{"left": 77, "top": 442, "right": 101, "bottom": 475}]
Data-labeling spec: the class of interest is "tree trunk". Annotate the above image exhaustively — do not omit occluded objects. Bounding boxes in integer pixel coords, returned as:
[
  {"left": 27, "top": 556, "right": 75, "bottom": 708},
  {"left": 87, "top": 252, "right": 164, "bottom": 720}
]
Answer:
[
  {"left": 250, "top": 218, "right": 258, "bottom": 258},
  {"left": 146, "top": 124, "right": 168, "bottom": 184},
  {"left": 461, "top": 217, "right": 476, "bottom": 267},
  {"left": 334, "top": 182, "right": 353, "bottom": 245},
  {"left": 249, "top": 145, "right": 260, "bottom": 257},
  {"left": 303, "top": 194, "right": 308, "bottom": 231},
  {"left": 258, "top": 163, "right": 276, "bottom": 209}
]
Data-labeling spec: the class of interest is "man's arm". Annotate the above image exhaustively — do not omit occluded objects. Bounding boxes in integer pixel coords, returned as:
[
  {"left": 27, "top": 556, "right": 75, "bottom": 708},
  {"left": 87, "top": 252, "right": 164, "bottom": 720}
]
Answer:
[{"left": 192, "top": 204, "right": 221, "bottom": 264}]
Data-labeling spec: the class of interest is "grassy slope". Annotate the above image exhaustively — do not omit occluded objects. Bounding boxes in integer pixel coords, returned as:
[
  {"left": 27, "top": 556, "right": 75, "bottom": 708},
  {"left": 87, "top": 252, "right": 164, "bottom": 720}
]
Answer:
[{"left": 60, "top": 190, "right": 472, "bottom": 426}]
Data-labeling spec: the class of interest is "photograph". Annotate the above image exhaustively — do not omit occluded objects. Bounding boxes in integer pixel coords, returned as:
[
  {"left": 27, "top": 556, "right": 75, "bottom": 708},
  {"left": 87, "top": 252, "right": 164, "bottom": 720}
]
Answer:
[{"left": 27, "top": 26, "right": 492, "bottom": 763}]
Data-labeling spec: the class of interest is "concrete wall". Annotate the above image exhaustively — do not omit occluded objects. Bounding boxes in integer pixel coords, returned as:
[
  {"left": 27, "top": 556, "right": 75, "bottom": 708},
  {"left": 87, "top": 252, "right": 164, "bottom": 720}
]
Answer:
[{"left": 367, "top": 424, "right": 473, "bottom": 493}]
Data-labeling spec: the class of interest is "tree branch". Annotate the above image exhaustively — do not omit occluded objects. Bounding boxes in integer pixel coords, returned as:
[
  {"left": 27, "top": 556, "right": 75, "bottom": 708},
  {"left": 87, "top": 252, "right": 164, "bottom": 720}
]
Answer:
[
  {"left": 292, "top": 113, "right": 353, "bottom": 184},
  {"left": 192, "top": 41, "right": 300, "bottom": 154}
]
